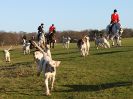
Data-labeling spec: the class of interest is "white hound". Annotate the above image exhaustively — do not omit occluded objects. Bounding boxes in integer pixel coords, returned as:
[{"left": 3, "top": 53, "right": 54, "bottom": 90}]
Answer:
[
  {"left": 62, "top": 36, "right": 71, "bottom": 49},
  {"left": 77, "top": 36, "right": 90, "bottom": 56},
  {"left": 4, "top": 46, "right": 12, "bottom": 62},
  {"left": 94, "top": 35, "right": 110, "bottom": 49},
  {"left": 22, "top": 39, "right": 31, "bottom": 55},
  {"left": 32, "top": 41, "right": 61, "bottom": 96}
]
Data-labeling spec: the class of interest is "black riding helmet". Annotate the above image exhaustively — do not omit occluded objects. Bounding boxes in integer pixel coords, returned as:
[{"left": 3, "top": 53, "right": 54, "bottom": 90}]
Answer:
[
  {"left": 114, "top": 9, "right": 117, "bottom": 13},
  {"left": 41, "top": 23, "right": 44, "bottom": 26}
]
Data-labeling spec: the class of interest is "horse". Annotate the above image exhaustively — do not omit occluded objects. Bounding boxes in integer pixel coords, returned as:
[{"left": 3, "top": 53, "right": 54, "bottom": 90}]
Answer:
[
  {"left": 46, "top": 31, "right": 56, "bottom": 48},
  {"left": 106, "top": 23, "right": 123, "bottom": 46},
  {"left": 38, "top": 32, "right": 46, "bottom": 48}
]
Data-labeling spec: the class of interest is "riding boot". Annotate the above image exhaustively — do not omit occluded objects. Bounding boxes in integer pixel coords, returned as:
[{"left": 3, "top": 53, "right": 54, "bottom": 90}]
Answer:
[{"left": 109, "top": 25, "right": 112, "bottom": 34}]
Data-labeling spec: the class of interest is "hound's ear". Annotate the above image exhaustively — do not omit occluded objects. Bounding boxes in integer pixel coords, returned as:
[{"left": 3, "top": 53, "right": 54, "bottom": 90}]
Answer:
[
  {"left": 49, "top": 61, "right": 61, "bottom": 67},
  {"left": 8, "top": 46, "right": 12, "bottom": 51},
  {"left": 55, "top": 61, "right": 61, "bottom": 67}
]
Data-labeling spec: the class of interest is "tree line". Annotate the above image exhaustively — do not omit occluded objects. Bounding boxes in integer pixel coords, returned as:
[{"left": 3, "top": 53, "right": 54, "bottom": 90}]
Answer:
[{"left": 0, "top": 28, "right": 133, "bottom": 45}]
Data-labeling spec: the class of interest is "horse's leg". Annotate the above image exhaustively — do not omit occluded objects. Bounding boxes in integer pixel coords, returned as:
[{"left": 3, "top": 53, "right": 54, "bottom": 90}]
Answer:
[
  {"left": 50, "top": 42, "right": 52, "bottom": 48},
  {"left": 119, "top": 37, "right": 122, "bottom": 46},
  {"left": 116, "top": 36, "right": 121, "bottom": 46},
  {"left": 51, "top": 76, "right": 55, "bottom": 91},
  {"left": 52, "top": 42, "right": 54, "bottom": 48},
  {"left": 111, "top": 35, "right": 115, "bottom": 46}
]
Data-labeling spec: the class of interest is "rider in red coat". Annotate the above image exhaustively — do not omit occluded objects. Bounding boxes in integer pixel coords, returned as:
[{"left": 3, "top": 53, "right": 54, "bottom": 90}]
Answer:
[
  {"left": 49, "top": 24, "right": 56, "bottom": 34},
  {"left": 110, "top": 9, "right": 120, "bottom": 24},
  {"left": 109, "top": 9, "right": 120, "bottom": 32}
]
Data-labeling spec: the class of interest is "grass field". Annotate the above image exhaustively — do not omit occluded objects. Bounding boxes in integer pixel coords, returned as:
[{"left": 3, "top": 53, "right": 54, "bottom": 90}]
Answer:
[{"left": 0, "top": 38, "right": 133, "bottom": 99}]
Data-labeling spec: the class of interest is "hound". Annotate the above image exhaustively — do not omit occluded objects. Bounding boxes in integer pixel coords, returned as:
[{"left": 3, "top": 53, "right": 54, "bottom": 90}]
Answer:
[
  {"left": 32, "top": 41, "right": 61, "bottom": 96},
  {"left": 45, "top": 44, "right": 52, "bottom": 59},
  {"left": 77, "top": 36, "right": 90, "bottom": 56},
  {"left": 4, "top": 46, "right": 12, "bottom": 62},
  {"left": 94, "top": 35, "right": 110, "bottom": 49},
  {"left": 23, "top": 42, "right": 31, "bottom": 55},
  {"left": 62, "top": 36, "right": 71, "bottom": 49}
]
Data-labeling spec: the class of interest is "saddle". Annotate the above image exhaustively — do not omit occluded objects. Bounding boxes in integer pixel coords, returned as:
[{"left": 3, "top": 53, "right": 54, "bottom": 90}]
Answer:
[
  {"left": 109, "top": 24, "right": 114, "bottom": 34},
  {"left": 109, "top": 22, "right": 121, "bottom": 34}
]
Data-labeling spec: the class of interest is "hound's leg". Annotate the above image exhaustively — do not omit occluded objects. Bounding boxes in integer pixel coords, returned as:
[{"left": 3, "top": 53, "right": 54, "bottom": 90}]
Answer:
[
  {"left": 86, "top": 47, "right": 89, "bottom": 55},
  {"left": 65, "top": 43, "right": 67, "bottom": 48},
  {"left": 28, "top": 49, "right": 30, "bottom": 54},
  {"left": 51, "top": 76, "right": 55, "bottom": 91},
  {"left": 66, "top": 43, "right": 68, "bottom": 49},
  {"left": 62, "top": 43, "right": 64, "bottom": 48},
  {"left": 85, "top": 48, "right": 88, "bottom": 56},
  {"left": 106, "top": 42, "right": 110, "bottom": 48},
  {"left": 82, "top": 49, "right": 85, "bottom": 56},
  {"left": 103, "top": 43, "right": 107, "bottom": 48},
  {"left": 24, "top": 50, "right": 26, "bottom": 55},
  {"left": 80, "top": 49, "right": 83, "bottom": 56},
  {"left": 5, "top": 57, "right": 8, "bottom": 62},
  {"left": 119, "top": 39, "right": 122, "bottom": 46},
  {"left": 8, "top": 56, "right": 10, "bottom": 62},
  {"left": 67, "top": 43, "right": 69, "bottom": 49},
  {"left": 45, "top": 77, "right": 51, "bottom": 95},
  {"left": 111, "top": 36, "right": 115, "bottom": 46}
]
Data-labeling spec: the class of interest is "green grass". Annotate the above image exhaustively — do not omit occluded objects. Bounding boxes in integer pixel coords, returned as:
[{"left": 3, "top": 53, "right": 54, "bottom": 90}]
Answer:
[{"left": 0, "top": 38, "right": 133, "bottom": 99}]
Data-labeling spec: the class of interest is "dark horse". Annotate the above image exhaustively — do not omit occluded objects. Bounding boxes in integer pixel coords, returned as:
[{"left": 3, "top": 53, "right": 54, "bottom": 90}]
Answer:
[{"left": 46, "top": 30, "right": 56, "bottom": 48}]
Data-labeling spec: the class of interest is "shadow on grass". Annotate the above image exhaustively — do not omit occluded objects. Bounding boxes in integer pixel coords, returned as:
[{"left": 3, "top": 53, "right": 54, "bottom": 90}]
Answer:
[
  {"left": 1, "top": 81, "right": 132, "bottom": 96},
  {"left": 54, "top": 55, "right": 81, "bottom": 61},
  {"left": 0, "top": 87, "right": 45, "bottom": 96},
  {"left": 0, "top": 89, "right": 45, "bottom": 96},
  {"left": 53, "top": 50, "right": 79, "bottom": 56},
  {"left": 0, "top": 62, "right": 34, "bottom": 78},
  {"left": 0, "top": 62, "right": 32, "bottom": 71},
  {"left": 94, "top": 50, "right": 133, "bottom": 55},
  {"left": 59, "top": 81, "right": 133, "bottom": 92}
]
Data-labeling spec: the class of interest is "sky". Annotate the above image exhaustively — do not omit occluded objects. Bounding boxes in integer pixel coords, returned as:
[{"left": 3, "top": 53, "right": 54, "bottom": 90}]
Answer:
[{"left": 0, "top": 0, "right": 132, "bottom": 32}]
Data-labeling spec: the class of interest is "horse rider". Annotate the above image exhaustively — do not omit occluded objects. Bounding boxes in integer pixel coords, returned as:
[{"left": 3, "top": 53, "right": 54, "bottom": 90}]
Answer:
[
  {"left": 49, "top": 24, "right": 56, "bottom": 35},
  {"left": 109, "top": 9, "right": 120, "bottom": 33},
  {"left": 37, "top": 23, "right": 44, "bottom": 41}
]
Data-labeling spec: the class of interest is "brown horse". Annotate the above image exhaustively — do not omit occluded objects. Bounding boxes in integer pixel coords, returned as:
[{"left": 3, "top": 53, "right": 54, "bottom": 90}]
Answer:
[{"left": 46, "top": 30, "right": 56, "bottom": 48}]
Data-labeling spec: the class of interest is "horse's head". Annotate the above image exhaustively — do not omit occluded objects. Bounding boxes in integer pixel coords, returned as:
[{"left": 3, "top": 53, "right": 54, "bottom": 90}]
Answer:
[{"left": 119, "top": 28, "right": 123, "bottom": 36}]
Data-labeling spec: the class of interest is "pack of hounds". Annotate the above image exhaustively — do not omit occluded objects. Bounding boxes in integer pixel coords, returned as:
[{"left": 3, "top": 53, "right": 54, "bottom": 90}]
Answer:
[{"left": 3, "top": 29, "right": 123, "bottom": 95}]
